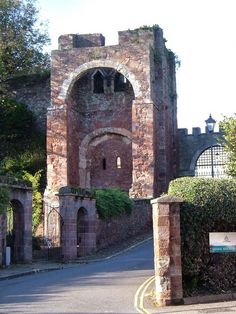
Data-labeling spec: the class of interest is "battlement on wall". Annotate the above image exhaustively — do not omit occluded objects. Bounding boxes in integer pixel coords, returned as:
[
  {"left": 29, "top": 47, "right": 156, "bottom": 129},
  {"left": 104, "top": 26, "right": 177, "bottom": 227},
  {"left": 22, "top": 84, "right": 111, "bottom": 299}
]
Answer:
[
  {"left": 58, "top": 33, "right": 105, "bottom": 50},
  {"left": 58, "top": 26, "right": 164, "bottom": 50},
  {"left": 178, "top": 127, "right": 223, "bottom": 136}
]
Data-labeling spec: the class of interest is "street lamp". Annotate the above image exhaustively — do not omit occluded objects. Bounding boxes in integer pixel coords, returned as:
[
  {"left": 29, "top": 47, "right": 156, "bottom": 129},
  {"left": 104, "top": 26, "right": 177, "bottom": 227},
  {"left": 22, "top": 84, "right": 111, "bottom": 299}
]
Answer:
[
  {"left": 205, "top": 114, "right": 216, "bottom": 133},
  {"left": 205, "top": 114, "right": 216, "bottom": 177}
]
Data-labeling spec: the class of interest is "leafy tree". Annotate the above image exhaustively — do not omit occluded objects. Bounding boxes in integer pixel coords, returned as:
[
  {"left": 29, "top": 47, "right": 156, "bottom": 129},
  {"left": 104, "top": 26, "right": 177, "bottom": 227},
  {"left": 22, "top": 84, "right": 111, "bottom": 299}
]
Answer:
[
  {"left": 0, "top": 98, "right": 46, "bottom": 233},
  {"left": 220, "top": 114, "right": 236, "bottom": 177},
  {"left": 0, "top": 0, "right": 50, "bottom": 94}
]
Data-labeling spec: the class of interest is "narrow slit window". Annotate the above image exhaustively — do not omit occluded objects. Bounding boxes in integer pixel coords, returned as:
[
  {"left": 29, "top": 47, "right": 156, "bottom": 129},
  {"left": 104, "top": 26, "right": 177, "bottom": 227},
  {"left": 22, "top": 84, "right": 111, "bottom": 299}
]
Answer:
[
  {"left": 116, "top": 157, "right": 121, "bottom": 169},
  {"left": 102, "top": 158, "right": 106, "bottom": 170}
]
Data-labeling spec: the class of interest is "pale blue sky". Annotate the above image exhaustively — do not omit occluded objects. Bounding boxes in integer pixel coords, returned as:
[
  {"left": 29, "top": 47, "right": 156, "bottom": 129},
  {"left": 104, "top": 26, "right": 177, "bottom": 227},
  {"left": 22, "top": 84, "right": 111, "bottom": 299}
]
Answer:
[{"left": 37, "top": 0, "right": 236, "bottom": 132}]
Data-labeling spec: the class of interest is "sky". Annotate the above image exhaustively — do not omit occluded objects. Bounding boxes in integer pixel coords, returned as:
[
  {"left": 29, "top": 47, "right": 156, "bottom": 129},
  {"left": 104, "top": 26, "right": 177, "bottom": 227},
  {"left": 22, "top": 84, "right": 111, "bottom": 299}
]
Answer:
[{"left": 37, "top": 0, "right": 236, "bottom": 133}]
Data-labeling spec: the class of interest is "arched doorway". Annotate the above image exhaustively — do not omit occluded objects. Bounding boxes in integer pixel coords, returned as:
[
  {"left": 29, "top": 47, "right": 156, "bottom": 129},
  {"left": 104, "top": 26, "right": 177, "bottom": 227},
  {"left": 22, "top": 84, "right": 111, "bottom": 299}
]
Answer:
[
  {"left": 7, "top": 200, "right": 24, "bottom": 263},
  {"left": 195, "top": 145, "right": 228, "bottom": 178},
  {"left": 77, "top": 207, "right": 88, "bottom": 257}
]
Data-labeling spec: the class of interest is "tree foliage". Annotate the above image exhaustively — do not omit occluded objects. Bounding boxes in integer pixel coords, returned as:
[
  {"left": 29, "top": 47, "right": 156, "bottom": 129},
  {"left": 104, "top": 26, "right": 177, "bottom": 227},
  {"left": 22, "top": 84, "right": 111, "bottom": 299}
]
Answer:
[
  {"left": 0, "top": 98, "right": 45, "bottom": 162},
  {"left": 0, "top": 0, "right": 50, "bottom": 90},
  {"left": 220, "top": 114, "right": 236, "bottom": 177},
  {"left": 0, "top": 98, "right": 46, "bottom": 232}
]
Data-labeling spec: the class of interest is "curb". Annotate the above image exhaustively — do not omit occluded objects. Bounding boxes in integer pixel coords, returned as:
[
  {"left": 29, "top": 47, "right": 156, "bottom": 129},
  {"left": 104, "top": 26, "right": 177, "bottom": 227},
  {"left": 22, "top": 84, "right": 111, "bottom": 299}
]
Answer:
[
  {"left": 0, "top": 236, "right": 153, "bottom": 281},
  {"left": 76, "top": 236, "right": 153, "bottom": 263},
  {"left": 0, "top": 267, "right": 64, "bottom": 281},
  {"left": 184, "top": 292, "right": 236, "bottom": 305}
]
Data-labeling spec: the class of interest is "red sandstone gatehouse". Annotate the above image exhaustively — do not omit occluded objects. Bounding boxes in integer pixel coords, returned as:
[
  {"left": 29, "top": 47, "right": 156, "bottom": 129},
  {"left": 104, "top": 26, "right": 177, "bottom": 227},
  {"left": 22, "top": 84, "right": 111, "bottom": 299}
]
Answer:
[
  {"left": 44, "top": 26, "right": 178, "bottom": 205},
  {"left": 43, "top": 26, "right": 178, "bottom": 259}
]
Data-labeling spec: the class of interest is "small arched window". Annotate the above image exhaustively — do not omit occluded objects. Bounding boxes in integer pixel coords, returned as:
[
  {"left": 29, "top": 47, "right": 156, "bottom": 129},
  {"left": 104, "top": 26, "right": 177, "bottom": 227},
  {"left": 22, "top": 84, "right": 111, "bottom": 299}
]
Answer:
[{"left": 116, "top": 157, "right": 121, "bottom": 169}]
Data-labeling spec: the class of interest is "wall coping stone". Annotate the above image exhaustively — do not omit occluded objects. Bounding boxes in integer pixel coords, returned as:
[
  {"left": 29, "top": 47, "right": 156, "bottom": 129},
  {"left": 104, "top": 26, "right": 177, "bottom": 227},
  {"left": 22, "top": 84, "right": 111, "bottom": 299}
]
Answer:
[
  {"left": 151, "top": 195, "right": 183, "bottom": 204},
  {"left": 0, "top": 183, "right": 33, "bottom": 191}
]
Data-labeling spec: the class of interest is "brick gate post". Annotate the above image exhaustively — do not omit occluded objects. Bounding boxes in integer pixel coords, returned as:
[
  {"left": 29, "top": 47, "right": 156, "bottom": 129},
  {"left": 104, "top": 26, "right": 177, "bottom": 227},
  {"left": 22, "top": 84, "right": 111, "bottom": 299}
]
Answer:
[{"left": 151, "top": 195, "right": 183, "bottom": 306}]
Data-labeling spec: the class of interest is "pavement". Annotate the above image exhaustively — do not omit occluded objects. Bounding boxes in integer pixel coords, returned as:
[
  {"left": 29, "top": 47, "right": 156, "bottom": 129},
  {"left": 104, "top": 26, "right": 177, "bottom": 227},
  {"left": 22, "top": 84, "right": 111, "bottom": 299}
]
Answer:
[{"left": 1, "top": 233, "right": 236, "bottom": 314}]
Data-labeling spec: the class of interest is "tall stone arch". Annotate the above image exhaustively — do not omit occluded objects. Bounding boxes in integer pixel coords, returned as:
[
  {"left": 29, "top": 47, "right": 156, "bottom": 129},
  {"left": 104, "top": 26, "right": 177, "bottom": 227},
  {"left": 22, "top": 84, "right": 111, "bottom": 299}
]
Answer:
[{"left": 58, "top": 60, "right": 142, "bottom": 102}]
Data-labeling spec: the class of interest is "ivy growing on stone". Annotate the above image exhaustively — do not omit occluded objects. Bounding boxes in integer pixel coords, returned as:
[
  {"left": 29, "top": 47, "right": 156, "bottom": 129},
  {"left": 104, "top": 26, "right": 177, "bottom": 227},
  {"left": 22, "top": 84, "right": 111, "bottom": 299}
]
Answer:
[{"left": 95, "top": 188, "right": 133, "bottom": 220}]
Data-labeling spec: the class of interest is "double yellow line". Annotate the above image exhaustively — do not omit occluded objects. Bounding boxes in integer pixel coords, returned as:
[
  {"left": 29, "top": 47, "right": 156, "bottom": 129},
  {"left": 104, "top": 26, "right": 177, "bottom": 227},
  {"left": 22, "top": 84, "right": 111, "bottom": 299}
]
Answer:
[{"left": 134, "top": 275, "right": 155, "bottom": 314}]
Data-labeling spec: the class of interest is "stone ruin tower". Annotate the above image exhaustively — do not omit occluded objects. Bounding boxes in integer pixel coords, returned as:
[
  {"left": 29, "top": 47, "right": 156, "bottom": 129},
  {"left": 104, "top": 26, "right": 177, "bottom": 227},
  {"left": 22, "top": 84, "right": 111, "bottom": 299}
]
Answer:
[{"left": 44, "top": 26, "right": 178, "bottom": 206}]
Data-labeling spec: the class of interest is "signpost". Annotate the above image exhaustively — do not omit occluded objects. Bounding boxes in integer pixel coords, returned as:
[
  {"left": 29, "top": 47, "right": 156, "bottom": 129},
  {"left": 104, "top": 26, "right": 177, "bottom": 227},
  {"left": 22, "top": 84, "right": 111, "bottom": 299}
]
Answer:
[{"left": 209, "top": 232, "right": 236, "bottom": 253}]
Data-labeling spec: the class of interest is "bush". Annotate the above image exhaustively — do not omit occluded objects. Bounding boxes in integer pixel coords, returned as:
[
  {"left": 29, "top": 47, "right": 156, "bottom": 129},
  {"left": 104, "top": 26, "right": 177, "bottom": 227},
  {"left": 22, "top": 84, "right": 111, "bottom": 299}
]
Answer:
[
  {"left": 95, "top": 188, "right": 133, "bottom": 219},
  {"left": 168, "top": 177, "right": 236, "bottom": 296}
]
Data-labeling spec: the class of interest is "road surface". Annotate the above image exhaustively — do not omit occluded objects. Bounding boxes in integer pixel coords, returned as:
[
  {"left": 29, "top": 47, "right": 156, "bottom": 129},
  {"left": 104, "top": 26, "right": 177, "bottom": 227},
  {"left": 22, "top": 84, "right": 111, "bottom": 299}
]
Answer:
[{"left": 0, "top": 239, "right": 154, "bottom": 313}]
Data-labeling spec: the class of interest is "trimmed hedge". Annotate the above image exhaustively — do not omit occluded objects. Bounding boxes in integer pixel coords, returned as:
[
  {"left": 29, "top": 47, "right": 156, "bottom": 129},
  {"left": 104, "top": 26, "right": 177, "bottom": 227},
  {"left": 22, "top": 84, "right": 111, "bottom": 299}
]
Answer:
[
  {"left": 168, "top": 177, "right": 236, "bottom": 296},
  {"left": 95, "top": 188, "right": 133, "bottom": 219}
]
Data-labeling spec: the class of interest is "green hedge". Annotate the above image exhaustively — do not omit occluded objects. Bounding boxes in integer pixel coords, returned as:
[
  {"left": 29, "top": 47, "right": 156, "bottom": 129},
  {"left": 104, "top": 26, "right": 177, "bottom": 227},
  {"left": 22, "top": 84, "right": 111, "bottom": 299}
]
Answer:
[
  {"left": 95, "top": 188, "right": 133, "bottom": 219},
  {"left": 168, "top": 177, "right": 236, "bottom": 296}
]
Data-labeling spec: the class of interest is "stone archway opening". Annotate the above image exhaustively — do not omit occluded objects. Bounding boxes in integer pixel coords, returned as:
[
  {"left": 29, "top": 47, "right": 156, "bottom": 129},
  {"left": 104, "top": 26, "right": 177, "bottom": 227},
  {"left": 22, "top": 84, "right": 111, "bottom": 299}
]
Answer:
[
  {"left": 7, "top": 199, "right": 24, "bottom": 263},
  {"left": 67, "top": 66, "right": 135, "bottom": 190},
  {"left": 77, "top": 207, "right": 88, "bottom": 257},
  {"left": 194, "top": 145, "right": 228, "bottom": 178}
]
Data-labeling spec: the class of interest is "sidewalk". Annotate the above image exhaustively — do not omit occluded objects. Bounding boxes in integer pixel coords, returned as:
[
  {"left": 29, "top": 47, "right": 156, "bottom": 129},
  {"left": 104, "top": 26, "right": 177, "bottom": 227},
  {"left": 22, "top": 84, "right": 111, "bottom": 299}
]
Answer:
[
  {"left": 0, "top": 232, "right": 152, "bottom": 281},
  {"left": 142, "top": 280, "right": 236, "bottom": 314}
]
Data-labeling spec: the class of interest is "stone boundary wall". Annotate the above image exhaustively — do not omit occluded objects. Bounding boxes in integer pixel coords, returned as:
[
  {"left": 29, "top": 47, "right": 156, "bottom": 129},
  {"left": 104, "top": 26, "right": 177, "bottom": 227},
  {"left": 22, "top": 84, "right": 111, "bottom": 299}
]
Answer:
[
  {"left": 96, "top": 199, "right": 152, "bottom": 249},
  {"left": 7, "top": 74, "right": 50, "bottom": 133}
]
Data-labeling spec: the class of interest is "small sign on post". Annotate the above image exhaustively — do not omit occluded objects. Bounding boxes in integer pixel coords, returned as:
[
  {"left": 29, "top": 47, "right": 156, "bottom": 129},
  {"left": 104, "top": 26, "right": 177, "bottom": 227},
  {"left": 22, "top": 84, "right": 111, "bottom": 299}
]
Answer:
[{"left": 209, "top": 232, "right": 236, "bottom": 253}]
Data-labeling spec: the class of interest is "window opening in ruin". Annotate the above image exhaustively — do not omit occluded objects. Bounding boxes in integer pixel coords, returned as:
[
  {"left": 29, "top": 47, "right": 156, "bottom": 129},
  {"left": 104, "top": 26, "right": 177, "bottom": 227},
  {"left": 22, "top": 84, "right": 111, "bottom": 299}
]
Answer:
[
  {"left": 116, "top": 156, "right": 122, "bottom": 168},
  {"left": 102, "top": 158, "right": 106, "bottom": 170},
  {"left": 114, "top": 72, "right": 128, "bottom": 92},
  {"left": 195, "top": 145, "right": 228, "bottom": 178},
  {"left": 93, "top": 71, "right": 104, "bottom": 93}
]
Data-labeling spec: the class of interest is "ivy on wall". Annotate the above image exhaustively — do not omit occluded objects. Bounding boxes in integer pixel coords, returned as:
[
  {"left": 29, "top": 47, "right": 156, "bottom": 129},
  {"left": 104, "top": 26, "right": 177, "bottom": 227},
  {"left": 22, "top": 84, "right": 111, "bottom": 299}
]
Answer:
[
  {"left": 95, "top": 188, "right": 133, "bottom": 220},
  {"left": 168, "top": 177, "right": 236, "bottom": 296},
  {"left": 0, "top": 187, "right": 10, "bottom": 214}
]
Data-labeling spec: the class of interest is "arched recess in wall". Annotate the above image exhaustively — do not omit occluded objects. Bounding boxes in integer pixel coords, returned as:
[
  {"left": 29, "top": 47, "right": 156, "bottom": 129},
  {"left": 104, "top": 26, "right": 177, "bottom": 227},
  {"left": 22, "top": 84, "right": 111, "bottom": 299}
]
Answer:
[
  {"left": 77, "top": 207, "right": 88, "bottom": 257},
  {"left": 7, "top": 199, "right": 24, "bottom": 263},
  {"left": 79, "top": 128, "right": 132, "bottom": 189},
  {"left": 190, "top": 144, "right": 228, "bottom": 178}
]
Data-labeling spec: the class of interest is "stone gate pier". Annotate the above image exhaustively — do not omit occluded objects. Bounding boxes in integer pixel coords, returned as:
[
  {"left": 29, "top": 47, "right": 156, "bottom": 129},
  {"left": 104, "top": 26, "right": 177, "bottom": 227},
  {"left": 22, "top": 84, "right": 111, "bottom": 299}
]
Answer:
[
  {"left": 0, "top": 177, "right": 33, "bottom": 266},
  {"left": 45, "top": 187, "right": 97, "bottom": 260},
  {"left": 151, "top": 195, "right": 183, "bottom": 306}
]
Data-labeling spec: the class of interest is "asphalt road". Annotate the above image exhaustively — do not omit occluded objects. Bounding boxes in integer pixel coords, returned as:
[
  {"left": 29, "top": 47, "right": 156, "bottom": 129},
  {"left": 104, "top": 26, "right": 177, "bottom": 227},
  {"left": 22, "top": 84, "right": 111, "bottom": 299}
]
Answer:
[{"left": 0, "top": 239, "right": 154, "bottom": 314}]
